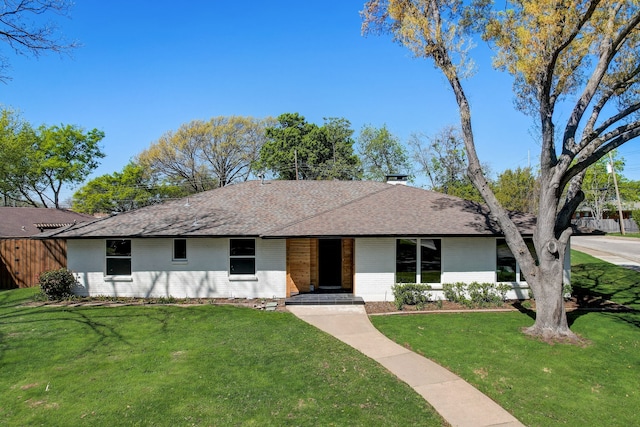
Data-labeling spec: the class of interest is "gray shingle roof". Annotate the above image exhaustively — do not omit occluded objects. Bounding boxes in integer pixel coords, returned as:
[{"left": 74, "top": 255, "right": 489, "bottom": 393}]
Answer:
[
  {"left": 0, "top": 207, "right": 95, "bottom": 238},
  {"left": 44, "top": 180, "right": 536, "bottom": 239}
]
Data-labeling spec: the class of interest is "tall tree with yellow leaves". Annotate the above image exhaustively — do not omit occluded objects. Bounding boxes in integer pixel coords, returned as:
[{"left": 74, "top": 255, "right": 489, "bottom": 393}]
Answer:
[{"left": 363, "top": 0, "right": 640, "bottom": 341}]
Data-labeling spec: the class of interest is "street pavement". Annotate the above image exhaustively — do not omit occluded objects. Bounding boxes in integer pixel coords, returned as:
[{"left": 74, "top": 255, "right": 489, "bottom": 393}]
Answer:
[{"left": 572, "top": 235, "right": 640, "bottom": 270}]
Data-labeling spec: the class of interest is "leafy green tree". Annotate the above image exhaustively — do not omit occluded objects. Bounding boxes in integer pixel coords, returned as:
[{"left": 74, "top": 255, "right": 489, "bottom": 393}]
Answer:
[
  {"left": 363, "top": 0, "right": 640, "bottom": 340},
  {"left": 493, "top": 167, "right": 539, "bottom": 214},
  {"left": 0, "top": 110, "right": 105, "bottom": 208},
  {"left": 314, "top": 117, "right": 362, "bottom": 180},
  {"left": 258, "top": 113, "right": 361, "bottom": 180},
  {"left": 72, "top": 162, "right": 185, "bottom": 214},
  {"left": 410, "top": 126, "right": 484, "bottom": 202},
  {"left": 0, "top": 0, "right": 78, "bottom": 82},
  {"left": 35, "top": 124, "right": 106, "bottom": 208},
  {"left": 357, "top": 124, "right": 412, "bottom": 181},
  {"left": 0, "top": 108, "right": 34, "bottom": 205}
]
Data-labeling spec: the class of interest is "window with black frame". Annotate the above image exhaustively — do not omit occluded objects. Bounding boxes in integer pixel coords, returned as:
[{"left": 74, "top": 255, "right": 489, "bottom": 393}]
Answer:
[
  {"left": 396, "top": 238, "right": 441, "bottom": 283},
  {"left": 173, "top": 239, "right": 187, "bottom": 261},
  {"left": 420, "top": 239, "right": 442, "bottom": 283},
  {"left": 106, "top": 239, "right": 131, "bottom": 275},
  {"left": 396, "top": 239, "right": 417, "bottom": 283},
  {"left": 496, "top": 238, "right": 537, "bottom": 282},
  {"left": 230, "top": 239, "right": 255, "bottom": 275}
]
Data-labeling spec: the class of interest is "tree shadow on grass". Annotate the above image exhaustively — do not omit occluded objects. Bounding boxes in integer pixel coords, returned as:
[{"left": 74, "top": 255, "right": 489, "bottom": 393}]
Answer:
[
  {"left": 512, "top": 260, "right": 640, "bottom": 330},
  {"left": 571, "top": 262, "right": 640, "bottom": 310},
  {"left": 0, "top": 303, "right": 180, "bottom": 362}
]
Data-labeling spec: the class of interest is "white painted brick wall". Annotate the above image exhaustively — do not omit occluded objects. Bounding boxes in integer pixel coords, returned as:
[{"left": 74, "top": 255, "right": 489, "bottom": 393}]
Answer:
[
  {"left": 354, "top": 238, "right": 396, "bottom": 302},
  {"left": 67, "top": 238, "right": 286, "bottom": 299}
]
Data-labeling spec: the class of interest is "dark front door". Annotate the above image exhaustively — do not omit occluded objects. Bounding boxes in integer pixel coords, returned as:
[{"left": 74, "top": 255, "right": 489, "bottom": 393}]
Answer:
[{"left": 318, "top": 239, "right": 342, "bottom": 289}]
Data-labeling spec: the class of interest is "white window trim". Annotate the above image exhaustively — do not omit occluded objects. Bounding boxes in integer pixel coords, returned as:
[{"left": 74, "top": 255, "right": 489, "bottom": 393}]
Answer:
[{"left": 104, "top": 276, "right": 133, "bottom": 282}]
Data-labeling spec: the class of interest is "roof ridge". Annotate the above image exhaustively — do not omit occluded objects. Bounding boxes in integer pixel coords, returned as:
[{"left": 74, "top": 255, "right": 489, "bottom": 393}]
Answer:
[{"left": 260, "top": 183, "right": 395, "bottom": 236}]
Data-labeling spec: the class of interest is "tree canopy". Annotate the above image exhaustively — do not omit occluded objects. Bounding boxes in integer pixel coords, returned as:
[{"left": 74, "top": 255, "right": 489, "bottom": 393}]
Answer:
[
  {"left": 257, "top": 113, "right": 361, "bottom": 180},
  {"left": 0, "top": 108, "right": 105, "bottom": 208},
  {"left": 493, "top": 167, "right": 539, "bottom": 214},
  {"left": 363, "top": 0, "right": 640, "bottom": 340},
  {"left": 357, "top": 124, "right": 413, "bottom": 181},
  {"left": 71, "top": 162, "right": 185, "bottom": 215},
  {"left": 138, "top": 116, "right": 271, "bottom": 192}
]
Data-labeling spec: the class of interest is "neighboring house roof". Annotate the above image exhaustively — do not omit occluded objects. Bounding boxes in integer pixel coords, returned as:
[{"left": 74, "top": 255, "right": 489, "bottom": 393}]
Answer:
[
  {"left": 0, "top": 207, "right": 95, "bottom": 238},
  {"left": 41, "top": 181, "right": 536, "bottom": 239}
]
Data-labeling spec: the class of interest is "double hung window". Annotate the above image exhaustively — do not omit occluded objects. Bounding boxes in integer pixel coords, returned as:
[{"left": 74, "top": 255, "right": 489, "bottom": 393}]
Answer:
[
  {"left": 230, "top": 239, "right": 255, "bottom": 275},
  {"left": 106, "top": 240, "right": 131, "bottom": 276}
]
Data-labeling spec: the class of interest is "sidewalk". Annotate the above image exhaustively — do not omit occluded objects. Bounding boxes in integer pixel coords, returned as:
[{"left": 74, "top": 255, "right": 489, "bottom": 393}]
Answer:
[{"left": 288, "top": 305, "right": 524, "bottom": 427}]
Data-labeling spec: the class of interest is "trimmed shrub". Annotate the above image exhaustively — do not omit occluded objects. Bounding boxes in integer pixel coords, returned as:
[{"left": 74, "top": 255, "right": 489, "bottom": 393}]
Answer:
[
  {"left": 468, "top": 282, "right": 503, "bottom": 307},
  {"left": 39, "top": 268, "right": 77, "bottom": 300},
  {"left": 443, "top": 282, "right": 511, "bottom": 308},
  {"left": 392, "top": 283, "right": 432, "bottom": 310},
  {"left": 443, "top": 282, "right": 468, "bottom": 305}
]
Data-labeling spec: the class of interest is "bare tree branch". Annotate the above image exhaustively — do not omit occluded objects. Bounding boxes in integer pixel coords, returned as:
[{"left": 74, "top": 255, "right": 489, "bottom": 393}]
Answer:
[{"left": 0, "top": 0, "right": 78, "bottom": 81}]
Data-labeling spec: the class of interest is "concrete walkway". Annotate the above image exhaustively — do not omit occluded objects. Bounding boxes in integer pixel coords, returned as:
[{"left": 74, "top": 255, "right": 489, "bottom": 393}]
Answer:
[{"left": 288, "top": 305, "right": 524, "bottom": 427}]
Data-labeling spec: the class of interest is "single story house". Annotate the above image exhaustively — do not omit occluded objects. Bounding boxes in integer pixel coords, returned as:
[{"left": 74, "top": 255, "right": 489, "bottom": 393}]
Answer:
[
  {"left": 1, "top": 207, "right": 94, "bottom": 288},
  {"left": 41, "top": 180, "right": 564, "bottom": 301}
]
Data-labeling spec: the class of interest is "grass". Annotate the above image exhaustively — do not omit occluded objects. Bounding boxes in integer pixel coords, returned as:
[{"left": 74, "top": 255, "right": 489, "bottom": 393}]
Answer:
[
  {"left": 371, "top": 311, "right": 639, "bottom": 426},
  {"left": 4, "top": 250, "right": 638, "bottom": 426},
  {"left": 571, "top": 250, "right": 640, "bottom": 309},
  {"left": 606, "top": 232, "right": 640, "bottom": 238},
  {"left": 371, "top": 250, "right": 640, "bottom": 426},
  {"left": 0, "top": 288, "right": 443, "bottom": 426}
]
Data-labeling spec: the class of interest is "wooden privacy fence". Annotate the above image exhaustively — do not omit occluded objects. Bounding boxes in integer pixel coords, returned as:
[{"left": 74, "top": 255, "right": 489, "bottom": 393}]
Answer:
[
  {"left": 573, "top": 218, "right": 639, "bottom": 233},
  {"left": 0, "top": 239, "right": 67, "bottom": 289}
]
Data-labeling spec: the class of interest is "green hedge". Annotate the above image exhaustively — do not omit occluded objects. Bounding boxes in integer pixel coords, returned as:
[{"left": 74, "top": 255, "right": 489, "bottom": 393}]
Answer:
[{"left": 391, "top": 283, "right": 432, "bottom": 310}]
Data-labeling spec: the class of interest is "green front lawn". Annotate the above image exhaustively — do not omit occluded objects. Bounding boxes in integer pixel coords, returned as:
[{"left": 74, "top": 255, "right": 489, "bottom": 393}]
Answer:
[
  {"left": 0, "top": 288, "right": 443, "bottom": 426},
  {"left": 606, "top": 232, "right": 640, "bottom": 238},
  {"left": 4, "top": 249, "right": 638, "bottom": 426},
  {"left": 371, "top": 250, "right": 640, "bottom": 426},
  {"left": 571, "top": 250, "right": 640, "bottom": 309}
]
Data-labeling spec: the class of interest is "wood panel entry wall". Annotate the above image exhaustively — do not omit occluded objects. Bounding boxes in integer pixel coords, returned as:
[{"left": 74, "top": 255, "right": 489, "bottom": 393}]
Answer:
[{"left": 286, "top": 238, "right": 354, "bottom": 297}]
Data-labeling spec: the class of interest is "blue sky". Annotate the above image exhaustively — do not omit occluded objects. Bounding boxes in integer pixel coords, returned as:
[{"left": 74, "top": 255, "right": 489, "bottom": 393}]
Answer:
[{"left": 2, "top": 1, "right": 638, "bottom": 202}]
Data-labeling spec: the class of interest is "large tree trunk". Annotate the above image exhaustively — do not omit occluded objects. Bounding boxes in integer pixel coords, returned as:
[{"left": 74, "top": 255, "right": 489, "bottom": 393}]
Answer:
[
  {"left": 523, "top": 246, "right": 576, "bottom": 340},
  {"left": 441, "top": 51, "right": 580, "bottom": 342},
  {"left": 526, "top": 177, "right": 580, "bottom": 341}
]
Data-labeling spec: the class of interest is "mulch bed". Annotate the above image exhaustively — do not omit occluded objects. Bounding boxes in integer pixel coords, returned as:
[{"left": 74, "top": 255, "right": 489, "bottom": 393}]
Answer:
[
  {"left": 364, "top": 295, "right": 632, "bottom": 315},
  {"left": 27, "top": 295, "right": 631, "bottom": 315},
  {"left": 27, "top": 297, "right": 289, "bottom": 312}
]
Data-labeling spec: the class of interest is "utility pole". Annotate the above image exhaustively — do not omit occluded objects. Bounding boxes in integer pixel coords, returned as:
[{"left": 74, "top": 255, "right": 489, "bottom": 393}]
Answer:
[{"left": 608, "top": 152, "right": 626, "bottom": 235}]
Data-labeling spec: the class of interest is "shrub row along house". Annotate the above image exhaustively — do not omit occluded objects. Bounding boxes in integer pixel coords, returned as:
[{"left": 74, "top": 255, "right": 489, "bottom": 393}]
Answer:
[{"left": 40, "top": 179, "right": 567, "bottom": 301}]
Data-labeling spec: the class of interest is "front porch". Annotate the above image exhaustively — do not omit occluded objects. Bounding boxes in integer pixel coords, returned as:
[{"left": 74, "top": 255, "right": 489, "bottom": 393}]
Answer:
[
  {"left": 286, "top": 238, "right": 355, "bottom": 297},
  {"left": 284, "top": 292, "right": 365, "bottom": 306}
]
